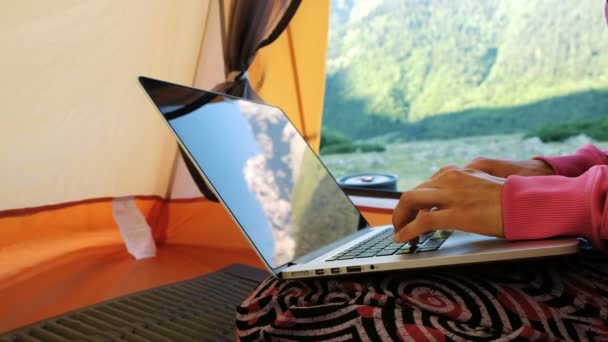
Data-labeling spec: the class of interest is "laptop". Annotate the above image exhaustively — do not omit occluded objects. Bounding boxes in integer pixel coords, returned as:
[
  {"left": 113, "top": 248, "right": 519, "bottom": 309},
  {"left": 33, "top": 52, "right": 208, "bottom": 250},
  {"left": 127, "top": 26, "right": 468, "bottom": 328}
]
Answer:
[{"left": 139, "top": 76, "right": 579, "bottom": 279}]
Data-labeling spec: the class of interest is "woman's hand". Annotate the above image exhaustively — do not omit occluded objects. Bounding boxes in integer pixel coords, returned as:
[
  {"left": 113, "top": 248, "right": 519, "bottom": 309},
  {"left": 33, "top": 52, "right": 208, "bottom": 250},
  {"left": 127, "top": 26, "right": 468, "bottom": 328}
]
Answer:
[
  {"left": 464, "top": 157, "right": 554, "bottom": 178},
  {"left": 392, "top": 168, "right": 505, "bottom": 243}
]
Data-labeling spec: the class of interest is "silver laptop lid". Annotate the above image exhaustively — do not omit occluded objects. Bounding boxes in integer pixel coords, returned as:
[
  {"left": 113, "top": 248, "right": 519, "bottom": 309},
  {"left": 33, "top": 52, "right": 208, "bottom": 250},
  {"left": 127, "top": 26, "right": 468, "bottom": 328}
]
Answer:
[{"left": 139, "top": 77, "right": 369, "bottom": 272}]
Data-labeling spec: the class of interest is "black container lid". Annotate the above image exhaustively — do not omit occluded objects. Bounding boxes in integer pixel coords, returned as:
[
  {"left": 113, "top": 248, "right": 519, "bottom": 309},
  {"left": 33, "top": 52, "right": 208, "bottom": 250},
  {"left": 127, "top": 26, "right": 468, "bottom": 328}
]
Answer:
[{"left": 337, "top": 173, "right": 398, "bottom": 191}]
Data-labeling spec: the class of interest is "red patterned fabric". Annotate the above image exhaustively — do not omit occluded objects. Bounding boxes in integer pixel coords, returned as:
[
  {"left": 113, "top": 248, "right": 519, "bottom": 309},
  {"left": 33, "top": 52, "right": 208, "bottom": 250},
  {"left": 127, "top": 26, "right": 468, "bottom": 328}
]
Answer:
[{"left": 237, "top": 251, "right": 608, "bottom": 341}]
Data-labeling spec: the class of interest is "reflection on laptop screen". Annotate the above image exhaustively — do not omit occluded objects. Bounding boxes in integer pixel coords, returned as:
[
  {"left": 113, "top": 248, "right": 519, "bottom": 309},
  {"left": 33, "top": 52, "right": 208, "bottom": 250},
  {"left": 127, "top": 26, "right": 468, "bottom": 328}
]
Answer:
[{"left": 142, "top": 78, "right": 367, "bottom": 269}]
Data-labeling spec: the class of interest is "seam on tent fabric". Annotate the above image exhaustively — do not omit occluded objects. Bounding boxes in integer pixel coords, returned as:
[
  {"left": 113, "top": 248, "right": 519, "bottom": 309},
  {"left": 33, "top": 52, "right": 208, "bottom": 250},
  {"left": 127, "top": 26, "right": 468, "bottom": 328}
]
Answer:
[
  {"left": 0, "top": 196, "right": 163, "bottom": 218},
  {"left": 286, "top": 26, "right": 308, "bottom": 142},
  {"left": 148, "top": 199, "right": 168, "bottom": 245},
  {"left": 191, "top": 0, "right": 214, "bottom": 87},
  {"left": 163, "top": 147, "right": 180, "bottom": 199},
  {"left": 0, "top": 196, "right": 215, "bottom": 218}
]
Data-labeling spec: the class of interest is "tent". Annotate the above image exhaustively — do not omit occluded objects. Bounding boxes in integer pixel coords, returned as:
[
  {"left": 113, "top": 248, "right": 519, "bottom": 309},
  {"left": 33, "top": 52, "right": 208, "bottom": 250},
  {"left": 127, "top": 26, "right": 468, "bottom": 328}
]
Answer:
[{"left": 0, "top": 0, "right": 393, "bottom": 332}]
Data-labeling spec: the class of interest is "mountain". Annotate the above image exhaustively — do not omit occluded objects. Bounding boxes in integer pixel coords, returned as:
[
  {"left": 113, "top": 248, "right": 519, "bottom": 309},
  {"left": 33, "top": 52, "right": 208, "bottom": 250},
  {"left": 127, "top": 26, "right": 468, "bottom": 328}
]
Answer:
[{"left": 323, "top": 0, "right": 608, "bottom": 141}]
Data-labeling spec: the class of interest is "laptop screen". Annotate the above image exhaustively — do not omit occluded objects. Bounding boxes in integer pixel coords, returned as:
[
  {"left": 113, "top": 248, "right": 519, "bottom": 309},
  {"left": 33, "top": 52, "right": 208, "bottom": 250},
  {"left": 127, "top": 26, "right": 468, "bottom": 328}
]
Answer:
[{"left": 140, "top": 77, "right": 368, "bottom": 269}]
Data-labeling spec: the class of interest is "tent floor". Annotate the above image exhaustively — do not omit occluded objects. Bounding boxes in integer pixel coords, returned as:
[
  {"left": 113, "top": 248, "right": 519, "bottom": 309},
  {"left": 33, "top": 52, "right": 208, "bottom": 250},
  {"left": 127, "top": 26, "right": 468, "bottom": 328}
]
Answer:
[{"left": 0, "top": 264, "right": 269, "bottom": 342}]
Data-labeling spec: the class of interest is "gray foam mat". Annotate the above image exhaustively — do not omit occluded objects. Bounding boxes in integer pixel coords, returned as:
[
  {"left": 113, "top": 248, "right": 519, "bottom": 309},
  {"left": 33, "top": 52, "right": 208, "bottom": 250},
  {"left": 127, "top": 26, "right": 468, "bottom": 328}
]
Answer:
[{"left": 1, "top": 264, "right": 269, "bottom": 341}]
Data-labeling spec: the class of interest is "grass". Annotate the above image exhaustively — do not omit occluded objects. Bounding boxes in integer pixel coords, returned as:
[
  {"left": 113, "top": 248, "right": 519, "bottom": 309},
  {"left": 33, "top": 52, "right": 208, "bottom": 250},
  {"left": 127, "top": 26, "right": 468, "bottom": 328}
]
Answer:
[
  {"left": 321, "top": 134, "right": 608, "bottom": 191},
  {"left": 525, "top": 117, "right": 608, "bottom": 142},
  {"left": 320, "top": 128, "right": 386, "bottom": 155}
]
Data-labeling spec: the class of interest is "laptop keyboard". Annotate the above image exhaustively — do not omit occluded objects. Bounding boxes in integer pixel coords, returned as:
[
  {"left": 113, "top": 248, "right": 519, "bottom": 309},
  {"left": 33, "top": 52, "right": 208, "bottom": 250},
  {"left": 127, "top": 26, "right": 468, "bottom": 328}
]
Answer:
[{"left": 326, "top": 229, "right": 452, "bottom": 261}]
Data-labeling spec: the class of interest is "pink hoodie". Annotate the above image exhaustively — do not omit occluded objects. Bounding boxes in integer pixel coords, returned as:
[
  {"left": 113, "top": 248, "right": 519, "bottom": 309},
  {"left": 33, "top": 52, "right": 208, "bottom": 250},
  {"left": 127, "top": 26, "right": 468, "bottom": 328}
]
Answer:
[{"left": 502, "top": 144, "right": 608, "bottom": 247}]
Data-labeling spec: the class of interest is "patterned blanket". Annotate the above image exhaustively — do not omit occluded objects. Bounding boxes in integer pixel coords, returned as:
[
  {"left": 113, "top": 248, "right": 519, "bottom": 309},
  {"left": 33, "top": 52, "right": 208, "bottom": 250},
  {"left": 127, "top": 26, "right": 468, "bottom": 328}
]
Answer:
[{"left": 236, "top": 251, "right": 608, "bottom": 341}]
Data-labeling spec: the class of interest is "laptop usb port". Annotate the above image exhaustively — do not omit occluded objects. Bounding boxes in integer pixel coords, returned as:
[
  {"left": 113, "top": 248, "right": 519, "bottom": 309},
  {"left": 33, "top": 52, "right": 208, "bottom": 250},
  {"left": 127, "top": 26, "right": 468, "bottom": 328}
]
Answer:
[
  {"left": 315, "top": 269, "right": 325, "bottom": 275},
  {"left": 346, "top": 266, "right": 362, "bottom": 273},
  {"left": 330, "top": 267, "right": 340, "bottom": 274}
]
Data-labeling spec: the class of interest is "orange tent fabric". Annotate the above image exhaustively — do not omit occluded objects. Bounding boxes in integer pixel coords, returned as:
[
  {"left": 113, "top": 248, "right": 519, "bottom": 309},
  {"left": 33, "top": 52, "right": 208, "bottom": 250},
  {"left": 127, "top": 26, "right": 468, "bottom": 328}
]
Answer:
[
  {"left": 0, "top": 197, "right": 264, "bottom": 331},
  {"left": 0, "top": 197, "right": 390, "bottom": 331}
]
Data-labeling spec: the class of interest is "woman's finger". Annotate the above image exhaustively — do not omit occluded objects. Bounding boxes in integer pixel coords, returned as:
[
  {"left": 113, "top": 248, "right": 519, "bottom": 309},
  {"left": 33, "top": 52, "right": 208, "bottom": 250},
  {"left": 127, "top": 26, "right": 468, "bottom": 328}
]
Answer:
[
  {"left": 394, "top": 209, "right": 454, "bottom": 243},
  {"left": 392, "top": 188, "right": 445, "bottom": 232}
]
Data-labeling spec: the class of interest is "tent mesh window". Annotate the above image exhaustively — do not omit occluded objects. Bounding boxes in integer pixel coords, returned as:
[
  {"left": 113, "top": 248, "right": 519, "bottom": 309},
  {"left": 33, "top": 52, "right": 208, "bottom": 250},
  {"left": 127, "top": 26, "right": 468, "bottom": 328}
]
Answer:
[{"left": 0, "top": 264, "right": 268, "bottom": 342}]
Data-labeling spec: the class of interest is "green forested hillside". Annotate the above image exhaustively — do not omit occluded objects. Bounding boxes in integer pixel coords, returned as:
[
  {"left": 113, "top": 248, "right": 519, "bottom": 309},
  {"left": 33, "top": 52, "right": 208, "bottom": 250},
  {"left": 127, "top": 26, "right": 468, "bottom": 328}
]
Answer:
[{"left": 323, "top": 0, "right": 608, "bottom": 141}]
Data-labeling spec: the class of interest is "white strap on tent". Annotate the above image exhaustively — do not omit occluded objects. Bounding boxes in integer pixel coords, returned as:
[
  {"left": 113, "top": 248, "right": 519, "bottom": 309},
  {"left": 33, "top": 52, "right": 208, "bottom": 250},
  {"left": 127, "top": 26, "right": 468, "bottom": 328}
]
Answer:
[{"left": 112, "top": 197, "right": 157, "bottom": 260}]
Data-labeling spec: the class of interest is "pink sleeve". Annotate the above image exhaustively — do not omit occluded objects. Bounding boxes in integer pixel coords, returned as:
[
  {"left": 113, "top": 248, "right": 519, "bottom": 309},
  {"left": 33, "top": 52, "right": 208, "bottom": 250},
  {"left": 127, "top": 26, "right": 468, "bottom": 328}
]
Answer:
[
  {"left": 502, "top": 165, "right": 608, "bottom": 248},
  {"left": 534, "top": 144, "right": 608, "bottom": 177}
]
